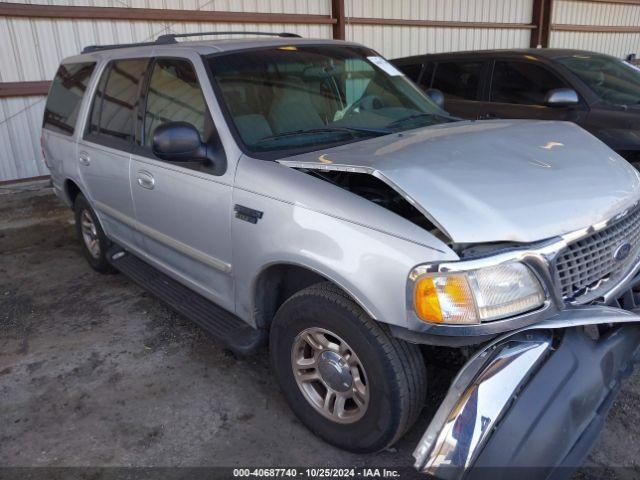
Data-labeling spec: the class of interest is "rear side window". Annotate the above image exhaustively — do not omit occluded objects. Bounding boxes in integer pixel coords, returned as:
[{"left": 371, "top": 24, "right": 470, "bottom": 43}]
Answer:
[
  {"left": 143, "top": 58, "right": 210, "bottom": 147},
  {"left": 87, "top": 58, "right": 149, "bottom": 144},
  {"left": 491, "top": 61, "right": 567, "bottom": 105},
  {"left": 43, "top": 62, "right": 96, "bottom": 136},
  {"left": 432, "top": 61, "right": 483, "bottom": 100}
]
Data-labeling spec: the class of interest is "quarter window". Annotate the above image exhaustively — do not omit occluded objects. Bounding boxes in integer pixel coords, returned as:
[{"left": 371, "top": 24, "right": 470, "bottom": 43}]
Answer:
[
  {"left": 143, "top": 59, "right": 210, "bottom": 147},
  {"left": 43, "top": 62, "right": 96, "bottom": 135},
  {"left": 491, "top": 61, "right": 568, "bottom": 105},
  {"left": 88, "top": 58, "right": 148, "bottom": 143},
  {"left": 432, "top": 61, "right": 483, "bottom": 100}
]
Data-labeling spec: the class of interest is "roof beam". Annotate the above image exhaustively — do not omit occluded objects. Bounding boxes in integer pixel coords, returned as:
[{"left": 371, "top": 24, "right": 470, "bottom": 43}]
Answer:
[{"left": 0, "top": 3, "right": 335, "bottom": 25}]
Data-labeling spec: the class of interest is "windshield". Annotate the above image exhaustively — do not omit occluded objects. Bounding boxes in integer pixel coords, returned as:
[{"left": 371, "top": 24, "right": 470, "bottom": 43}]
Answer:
[
  {"left": 558, "top": 53, "right": 640, "bottom": 106},
  {"left": 207, "top": 45, "right": 453, "bottom": 157}
]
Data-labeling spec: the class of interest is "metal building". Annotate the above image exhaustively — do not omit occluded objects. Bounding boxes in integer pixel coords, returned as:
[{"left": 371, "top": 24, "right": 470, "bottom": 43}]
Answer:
[{"left": 0, "top": 0, "right": 639, "bottom": 182}]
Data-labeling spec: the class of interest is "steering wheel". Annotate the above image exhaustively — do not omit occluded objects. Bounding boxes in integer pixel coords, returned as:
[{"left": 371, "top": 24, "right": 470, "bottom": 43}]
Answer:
[{"left": 344, "top": 94, "right": 384, "bottom": 116}]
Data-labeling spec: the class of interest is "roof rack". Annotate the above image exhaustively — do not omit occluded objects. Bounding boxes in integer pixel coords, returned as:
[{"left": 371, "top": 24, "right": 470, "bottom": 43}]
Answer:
[{"left": 82, "top": 31, "right": 302, "bottom": 54}]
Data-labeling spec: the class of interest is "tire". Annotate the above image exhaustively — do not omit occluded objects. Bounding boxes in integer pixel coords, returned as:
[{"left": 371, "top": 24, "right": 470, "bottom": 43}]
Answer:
[
  {"left": 74, "top": 194, "right": 114, "bottom": 273},
  {"left": 270, "top": 282, "right": 427, "bottom": 453}
]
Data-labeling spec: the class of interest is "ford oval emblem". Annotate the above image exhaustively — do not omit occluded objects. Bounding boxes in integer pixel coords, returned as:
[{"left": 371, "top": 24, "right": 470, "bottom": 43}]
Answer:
[{"left": 613, "top": 243, "right": 632, "bottom": 262}]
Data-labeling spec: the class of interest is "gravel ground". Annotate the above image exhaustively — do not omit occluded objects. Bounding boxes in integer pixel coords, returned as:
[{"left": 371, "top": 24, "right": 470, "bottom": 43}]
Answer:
[{"left": 1, "top": 182, "right": 639, "bottom": 479}]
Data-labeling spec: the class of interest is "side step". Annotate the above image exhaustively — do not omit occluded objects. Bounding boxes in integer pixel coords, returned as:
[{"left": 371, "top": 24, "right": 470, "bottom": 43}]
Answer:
[{"left": 107, "top": 247, "right": 266, "bottom": 356}]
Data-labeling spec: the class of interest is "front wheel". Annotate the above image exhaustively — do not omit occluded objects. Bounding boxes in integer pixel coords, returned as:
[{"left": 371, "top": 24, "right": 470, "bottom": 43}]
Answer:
[{"left": 270, "top": 282, "right": 427, "bottom": 453}]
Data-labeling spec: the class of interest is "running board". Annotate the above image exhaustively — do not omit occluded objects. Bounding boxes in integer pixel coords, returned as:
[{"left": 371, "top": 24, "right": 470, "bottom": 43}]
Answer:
[{"left": 107, "top": 247, "right": 266, "bottom": 356}]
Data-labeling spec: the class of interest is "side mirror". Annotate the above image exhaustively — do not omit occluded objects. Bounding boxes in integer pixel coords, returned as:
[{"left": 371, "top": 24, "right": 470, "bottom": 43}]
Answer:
[
  {"left": 425, "top": 88, "right": 445, "bottom": 109},
  {"left": 152, "top": 122, "right": 207, "bottom": 162},
  {"left": 545, "top": 88, "right": 579, "bottom": 107}
]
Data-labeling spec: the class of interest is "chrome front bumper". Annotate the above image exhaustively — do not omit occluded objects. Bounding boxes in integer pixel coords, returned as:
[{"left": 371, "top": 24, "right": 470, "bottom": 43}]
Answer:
[{"left": 413, "top": 305, "right": 640, "bottom": 479}]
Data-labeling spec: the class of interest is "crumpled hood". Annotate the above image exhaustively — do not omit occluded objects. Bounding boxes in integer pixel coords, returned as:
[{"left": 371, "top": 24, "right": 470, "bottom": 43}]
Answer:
[{"left": 278, "top": 119, "right": 640, "bottom": 244}]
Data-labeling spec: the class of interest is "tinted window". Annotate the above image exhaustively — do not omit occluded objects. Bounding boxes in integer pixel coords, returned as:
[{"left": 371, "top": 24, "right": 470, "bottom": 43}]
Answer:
[
  {"left": 143, "top": 59, "right": 210, "bottom": 147},
  {"left": 88, "top": 59, "right": 148, "bottom": 143},
  {"left": 396, "top": 63, "right": 423, "bottom": 82},
  {"left": 420, "top": 63, "right": 435, "bottom": 89},
  {"left": 491, "top": 61, "right": 567, "bottom": 105},
  {"left": 558, "top": 54, "right": 640, "bottom": 105},
  {"left": 43, "top": 62, "right": 96, "bottom": 135},
  {"left": 432, "top": 61, "right": 483, "bottom": 100}
]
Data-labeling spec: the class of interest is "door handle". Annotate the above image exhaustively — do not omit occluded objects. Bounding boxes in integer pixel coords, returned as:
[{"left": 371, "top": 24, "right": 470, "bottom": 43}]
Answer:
[
  {"left": 79, "top": 151, "right": 91, "bottom": 166},
  {"left": 136, "top": 170, "right": 155, "bottom": 190}
]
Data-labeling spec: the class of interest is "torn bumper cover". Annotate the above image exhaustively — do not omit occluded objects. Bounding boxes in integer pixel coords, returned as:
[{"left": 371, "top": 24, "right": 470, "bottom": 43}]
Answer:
[{"left": 413, "top": 305, "right": 640, "bottom": 480}]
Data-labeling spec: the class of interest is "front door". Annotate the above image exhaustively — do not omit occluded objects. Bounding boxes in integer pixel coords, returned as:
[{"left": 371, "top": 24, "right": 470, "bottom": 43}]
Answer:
[
  {"left": 129, "top": 56, "right": 234, "bottom": 310},
  {"left": 78, "top": 58, "right": 149, "bottom": 250},
  {"left": 479, "top": 60, "right": 587, "bottom": 122}
]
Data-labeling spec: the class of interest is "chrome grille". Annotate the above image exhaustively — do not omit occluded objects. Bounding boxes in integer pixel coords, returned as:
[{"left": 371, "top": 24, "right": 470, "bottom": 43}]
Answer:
[{"left": 554, "top": 204, "right": 640, "bottom": 302}]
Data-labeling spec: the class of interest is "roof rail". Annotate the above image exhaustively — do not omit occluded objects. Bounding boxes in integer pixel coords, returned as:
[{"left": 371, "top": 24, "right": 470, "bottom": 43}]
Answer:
[
  {"left": 82, "top": 31, "right": 301, "bottom": 54},
  {"left": 157, "top": 31, "right": 302, "bottom": 43},
  {"left": 82, "top": 40, "right": 163, "bottom": 54}
]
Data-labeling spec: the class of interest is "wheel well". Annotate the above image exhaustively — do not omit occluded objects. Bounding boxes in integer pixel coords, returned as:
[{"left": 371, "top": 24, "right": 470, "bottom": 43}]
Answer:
[
  {"left": 64, "top": 179, "right": 82, "bottom": 206},
  {"left": 254, "top": 264, "right": 327, "bottom": 329}
]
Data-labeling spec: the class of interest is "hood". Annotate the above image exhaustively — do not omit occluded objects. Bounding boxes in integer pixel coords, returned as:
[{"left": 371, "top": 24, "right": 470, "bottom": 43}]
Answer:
[{"left": 278, "top": 120, "right": 640, "bottom": 244}]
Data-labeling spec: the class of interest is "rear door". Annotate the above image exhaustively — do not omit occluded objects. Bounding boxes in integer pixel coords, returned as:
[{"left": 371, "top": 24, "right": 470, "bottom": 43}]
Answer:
[
  {"left": 480, "top": 59, "right": 587, "bottom": 121},
  {"left": 429, "top": 59, "right": 487, "bottom": 119},
  {"left": 129, "top": 55, "right": 234, "bottom": 310},
  {"left": 77, "top": 58, "right": 149, "bottom": 250}
]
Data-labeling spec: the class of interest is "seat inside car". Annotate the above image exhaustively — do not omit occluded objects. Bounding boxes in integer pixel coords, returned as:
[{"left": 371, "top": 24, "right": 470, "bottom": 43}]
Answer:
[
  {"left": 221, "top": 81, "right": 274, "bottom": 144},
  {"left": 268, "top": 76, "right": 325, "bottom": 134}
]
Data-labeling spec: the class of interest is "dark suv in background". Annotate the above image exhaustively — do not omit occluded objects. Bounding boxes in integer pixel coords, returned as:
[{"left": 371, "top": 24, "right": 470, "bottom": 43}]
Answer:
[{"left": 393, "top": 49, "right": 640, "bottom": 165}]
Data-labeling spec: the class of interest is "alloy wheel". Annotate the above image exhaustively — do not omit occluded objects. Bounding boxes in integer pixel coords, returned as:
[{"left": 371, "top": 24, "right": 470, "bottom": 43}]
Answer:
[{"left": 291, "top": 327, "right": 369, "bottom": 424}]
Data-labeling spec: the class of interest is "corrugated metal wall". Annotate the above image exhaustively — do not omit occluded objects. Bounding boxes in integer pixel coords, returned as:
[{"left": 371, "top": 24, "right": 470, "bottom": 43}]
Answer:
[
  {"left": 346, "top": 0, "right": 534, "bottom": 58},
  {"left": 0, "top": 0, "right": 333, "bottom": 182},
  {"left": 550, "top": 0, "right": 640, "bottom": 57},
  {"left": 1, "top": 0, "right": 639, "bottom": 182},
  {"left": 0, "top": 95, "right": 46, "bottom": 180}
]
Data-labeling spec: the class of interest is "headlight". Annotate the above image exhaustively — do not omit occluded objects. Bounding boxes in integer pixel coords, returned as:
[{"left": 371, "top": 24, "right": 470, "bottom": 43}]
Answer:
[{"left": 413, "top": 262, "right": 545, "bottom": 325}]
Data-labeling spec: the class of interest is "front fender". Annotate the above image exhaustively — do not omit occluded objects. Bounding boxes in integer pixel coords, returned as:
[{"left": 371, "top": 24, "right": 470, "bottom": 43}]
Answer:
[{"left": 232, "top": 157, "right": 456, "bottom": 328}]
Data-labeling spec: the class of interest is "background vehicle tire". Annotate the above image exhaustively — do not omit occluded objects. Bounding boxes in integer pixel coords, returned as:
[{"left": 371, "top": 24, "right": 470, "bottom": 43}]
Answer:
[
  {"left": 270, "top": 282, "right": 427, "bottom": 453},
  {"left": 74, "top": 194, "right": 114, "bottom": 274}
]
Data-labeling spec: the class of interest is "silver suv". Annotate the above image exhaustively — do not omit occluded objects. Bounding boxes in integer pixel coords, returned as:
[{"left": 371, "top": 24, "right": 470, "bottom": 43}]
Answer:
[{"left": 41, "top": 33, "right": 640, "bottom": 477}]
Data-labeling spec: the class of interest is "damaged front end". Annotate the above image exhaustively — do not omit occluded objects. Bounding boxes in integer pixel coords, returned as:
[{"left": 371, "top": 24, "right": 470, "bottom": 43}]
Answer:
[{"left": 413, "top": 306, "right": 640, "bottom": 480}]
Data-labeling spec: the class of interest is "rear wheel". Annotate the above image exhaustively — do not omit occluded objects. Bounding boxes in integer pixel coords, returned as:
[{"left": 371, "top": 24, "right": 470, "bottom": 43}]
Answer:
[
  {"left": 74, "top": 194, "right": 114, "bottom": 273},
  {"left": 270, "top": 282, "right": 427, "bottom": 453}
]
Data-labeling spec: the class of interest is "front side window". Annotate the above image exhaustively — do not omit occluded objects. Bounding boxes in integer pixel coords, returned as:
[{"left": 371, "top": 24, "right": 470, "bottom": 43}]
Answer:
[
  {"left": 491, "top": 61, "right": 567, "bottom": 106},
  {"left": 87, "top": 58, "right": 148, "bottom": 143},
  {"left": 207, "top": 45, "right": 451, "bottom": 158},
  {"left": 143, "top": 58, "right": 210, "bottom": 147},
  {"left": 557, "top": 54, "right": 640, "bottom": 106},
  {"left": 431, "top": 61, "right": 483, "bottom": 100},
  {"left": 43, "top": 62, "right": 96, "bottom": 135},
  {"left": 396, "top": 63, "right": 423, "bottom": 82}
]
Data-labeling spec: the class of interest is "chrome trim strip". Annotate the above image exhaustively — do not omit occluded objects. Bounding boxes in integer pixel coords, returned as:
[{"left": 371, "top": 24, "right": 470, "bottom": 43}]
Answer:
[
  {"left": 561, "top": 200, "right": 640, "bottom": 245},
  {"left": 414, "top": 331, "right": 553, "bottom": 479},
  {"left": 413, "top": 305, "right": 640, "bottom": 477},
  {"left": 94, "top": 200, "right": 232, "bottom": 274}
]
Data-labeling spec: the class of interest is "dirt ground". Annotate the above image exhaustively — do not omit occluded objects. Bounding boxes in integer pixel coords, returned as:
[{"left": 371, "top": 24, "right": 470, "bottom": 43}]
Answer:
[{"left": 1, "top": 182, "right": 639, "bottom": 478}]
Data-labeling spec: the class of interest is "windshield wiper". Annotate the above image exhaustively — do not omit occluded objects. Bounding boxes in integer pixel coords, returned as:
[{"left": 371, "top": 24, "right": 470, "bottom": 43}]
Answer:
[
  {"left": 386, "top": 112, "right": 456, "bottom": 129},
  {"left": 256, "top": 126, "right": 390, "bottom": 144}
]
